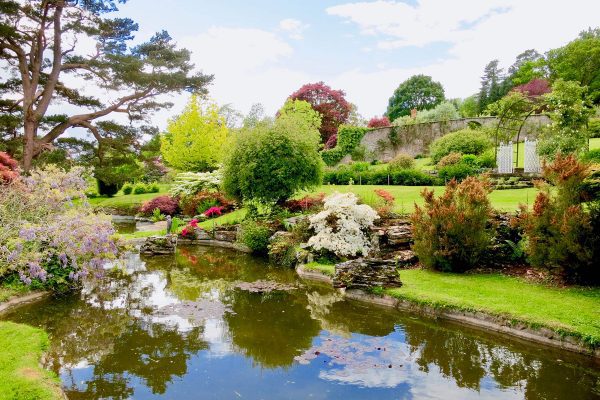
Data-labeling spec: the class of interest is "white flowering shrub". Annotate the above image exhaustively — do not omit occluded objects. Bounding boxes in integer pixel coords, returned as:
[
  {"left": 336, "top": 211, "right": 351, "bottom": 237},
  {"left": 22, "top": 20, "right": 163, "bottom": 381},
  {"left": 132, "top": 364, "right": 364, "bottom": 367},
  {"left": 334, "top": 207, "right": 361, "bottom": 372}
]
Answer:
[
  {"left": 307, "top": 192, "right": 379, "bottom": 257},
  {"left": 169, "top": 170, "right": 221, "bottom": 197}
]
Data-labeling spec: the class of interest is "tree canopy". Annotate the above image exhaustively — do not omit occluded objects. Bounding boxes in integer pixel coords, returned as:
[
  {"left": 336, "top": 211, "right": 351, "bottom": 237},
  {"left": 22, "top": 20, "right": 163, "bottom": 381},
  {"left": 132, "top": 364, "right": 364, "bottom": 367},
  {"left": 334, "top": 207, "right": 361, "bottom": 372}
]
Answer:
[
  {"left": 0, "top": 0, "right": 212, "bottom": 170},
  {"left": 222, "top": 110, "right": 323, "bottom": 205},
  {"left": 289, "top": 81, "right": 350, "bottom": 144},
  {"left": 160, "top": 95, "right": 228, "bottom": 172},
  {"left": 386, "top": 75, "right": 445, "bottom": 121}
]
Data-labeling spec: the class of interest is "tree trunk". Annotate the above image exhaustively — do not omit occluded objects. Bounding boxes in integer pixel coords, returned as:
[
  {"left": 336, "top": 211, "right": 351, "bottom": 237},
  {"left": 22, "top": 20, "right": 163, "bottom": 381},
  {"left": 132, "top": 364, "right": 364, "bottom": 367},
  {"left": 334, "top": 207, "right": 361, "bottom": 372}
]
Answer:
[{"left": 23, "top": 120, "right": 37, "bottom": 172}]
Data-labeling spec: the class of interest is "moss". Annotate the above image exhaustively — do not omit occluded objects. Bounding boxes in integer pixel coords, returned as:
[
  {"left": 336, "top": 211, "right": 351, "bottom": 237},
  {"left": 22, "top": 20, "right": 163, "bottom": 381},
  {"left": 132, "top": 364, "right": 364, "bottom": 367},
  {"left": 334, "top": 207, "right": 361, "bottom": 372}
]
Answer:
[{"left": 303, "top": 262, "right": 335, "bottom": 277}]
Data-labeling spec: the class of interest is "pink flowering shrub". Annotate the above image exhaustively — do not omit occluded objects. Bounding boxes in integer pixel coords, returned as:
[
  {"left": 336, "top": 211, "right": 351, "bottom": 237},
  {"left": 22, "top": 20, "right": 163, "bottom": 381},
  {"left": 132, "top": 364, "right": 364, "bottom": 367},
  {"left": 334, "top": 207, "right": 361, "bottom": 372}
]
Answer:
[
  {"left": 0, "top": 166, "right": 122, "bottom": 292},
  {"left": 180, "top": 219, "right": 201, "bottom": 239},
  {"left": 367, "top": 116, "right": 391, "bottom": 128},
  {"left": 203, "top": 206, "right": 223, "bottom": 218},
  {"left": 140, "top": 195, "right": 179, "bottom": 216}
]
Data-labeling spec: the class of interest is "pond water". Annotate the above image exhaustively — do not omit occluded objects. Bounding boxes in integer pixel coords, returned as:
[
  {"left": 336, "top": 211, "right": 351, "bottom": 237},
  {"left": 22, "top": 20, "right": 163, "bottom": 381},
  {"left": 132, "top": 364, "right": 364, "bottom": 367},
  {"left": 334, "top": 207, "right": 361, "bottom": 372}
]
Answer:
[{"left": 3, "top": 246, "right": 600, "bottom": 399}]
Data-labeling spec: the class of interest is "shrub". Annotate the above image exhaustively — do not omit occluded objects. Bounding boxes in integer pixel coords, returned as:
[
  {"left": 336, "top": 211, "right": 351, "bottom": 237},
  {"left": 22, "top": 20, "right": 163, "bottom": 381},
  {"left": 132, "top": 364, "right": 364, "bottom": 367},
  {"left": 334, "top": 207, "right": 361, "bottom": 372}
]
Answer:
[
  {"left": 140, "top": 195, "right": 179, "bottom": 216},
  {"left": 148, "top": 182, "right": 160, "bottom": 193},
  {"left": 0, "top": 152, "right": 19, "bottom": 184},
  {"left": 476, "top": 149, "right": 496, "bottom": 168},
  {"left": 516, "top": 154, "right": 597, "bottom": 284},
  {"left": 170, "top": 170, "right": 221, "bottom": 197},
  {"left": 367, "top": 116, "right": 391, "bottom": 128},
  {"left": 0, "top": 166, "right": 120, "bottom": 293},
  {"left": 204, "top": 206, "right": 224, "bottom": 218},
  {"left": 122, "top": 182, "right": 133, "bottom": 195},
  {"left": 151, "top": 208, "right": 165, "bottom": 222},
  {"left": 411, "top": 177, "right": 494, "bottom": 272},
  {"left": 180, "top": 191, "right": 233, "bottom": 217},
  {"left": 388, "top": 153, "right": 415, "bottom": 170},
  {"left": 320, "top": 126, "right": 369, "bottom": 166},
  {"left": 390, "top": 169, "right": 438, "bottom": 185},
  {"left": 438, "top": 163, "right": 477, "bottom": 182},
  {"left": 268, "top": 234, "right": 298, "bottom": 268},
  {"left": 374, "top": 189, "right": 395, "bottom": 217},
  {"left": 588, "top": 118, "right": 600, "bottom": 138},
  {"left": 239, "top": 220, "right": 273, "bottom": 254},
  {"left": 323, "top": 167, "right": 437, "bottom": 186},
  {"left": 284, "top": 193, "right": 325, "bottom": 213},
  {"left": 429, "top": 129, "right": 492, "bottom": 164},
  {"left": 437, "top": 152, "right": 462, "bottom": 167},
  {"left": 133, "top": 183, "right": 147, "bottom": 195},
  {"left": 97, "top": 179, "right": 121, "bottom": 196},
  {"left": 307, "top": 193, "right": 379, "bottom": 257},
  {"left": 580, "top": 149, "right": 600, "bottom": 164},
  {"left": 223, "top": 116, "right": 323, "bottom": 205}
]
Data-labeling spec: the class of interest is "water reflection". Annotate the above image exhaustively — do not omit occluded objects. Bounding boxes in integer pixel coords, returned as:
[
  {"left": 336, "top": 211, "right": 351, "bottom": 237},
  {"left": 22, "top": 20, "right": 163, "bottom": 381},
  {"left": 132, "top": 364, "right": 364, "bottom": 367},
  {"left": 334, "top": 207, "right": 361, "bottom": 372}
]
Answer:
[{"left": 3, "top": 246, "right": 599, "bottom": 399}]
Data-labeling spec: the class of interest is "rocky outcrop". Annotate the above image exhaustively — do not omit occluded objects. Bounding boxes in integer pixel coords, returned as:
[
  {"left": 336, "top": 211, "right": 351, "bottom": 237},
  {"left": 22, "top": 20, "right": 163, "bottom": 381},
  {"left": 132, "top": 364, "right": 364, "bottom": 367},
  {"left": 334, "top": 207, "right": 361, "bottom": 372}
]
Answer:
[
  {"left": 140, "top": 235, "right": 177, "bottom": 255},
  {"left": 333, "top": 258, "right": 402, "bottom": 289}
]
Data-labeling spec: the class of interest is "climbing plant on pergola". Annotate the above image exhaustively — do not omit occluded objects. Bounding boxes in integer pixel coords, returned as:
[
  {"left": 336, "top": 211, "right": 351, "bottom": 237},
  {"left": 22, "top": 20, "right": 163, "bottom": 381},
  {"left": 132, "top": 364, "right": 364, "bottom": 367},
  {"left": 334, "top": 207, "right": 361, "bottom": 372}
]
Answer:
[{"left": 487, "top": 91, "right": 542, "bottom": 166}]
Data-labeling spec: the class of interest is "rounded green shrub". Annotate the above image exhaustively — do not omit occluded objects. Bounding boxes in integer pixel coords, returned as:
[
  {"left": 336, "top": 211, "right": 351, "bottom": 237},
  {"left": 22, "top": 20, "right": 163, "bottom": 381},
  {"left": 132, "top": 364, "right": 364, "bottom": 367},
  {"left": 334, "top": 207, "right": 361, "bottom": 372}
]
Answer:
[
  {"left": 430, "top": 129, "right": 492, "bottom": 164},
  {"left": 438, "top": 163, "right": 476, "bottom": 182},
  {"left": 437, "top": 152, "right": 462, "bottom": 167},
  {"left": 133, "top": 183, "right": 147, "bottom": 195},
  {"left": 388, "top": 153, "right": 415, "bottom": 170},
  {"left": 239, "top": 220, "right": 272, "bottom": 254},
  {"left": 223, "top": 117, "right": 323, "bottom": 205},
  {"left": 122, "top": 183, "right": 133, "bottom": 195}
]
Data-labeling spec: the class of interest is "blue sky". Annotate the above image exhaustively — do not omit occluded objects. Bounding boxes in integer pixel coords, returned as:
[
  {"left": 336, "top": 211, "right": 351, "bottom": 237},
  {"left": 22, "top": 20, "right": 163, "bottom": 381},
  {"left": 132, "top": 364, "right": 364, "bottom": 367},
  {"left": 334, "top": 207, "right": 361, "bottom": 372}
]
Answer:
[{"left": 111, "top": 0, "right": 600, "bottom": 126}]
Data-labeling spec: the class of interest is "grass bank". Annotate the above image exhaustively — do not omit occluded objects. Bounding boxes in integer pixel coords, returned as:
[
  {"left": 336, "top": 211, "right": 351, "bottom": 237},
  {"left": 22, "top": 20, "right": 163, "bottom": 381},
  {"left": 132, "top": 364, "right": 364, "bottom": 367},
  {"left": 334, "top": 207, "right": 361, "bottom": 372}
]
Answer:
[
  {"left": 388, "top": 270, "right": 600, "bottom": 347},
  {"left": 300, "top": 263, "right": 600, "bottom": 348},
  {"left": 0, "top": 321, "right": 63, "bottom": 399}
]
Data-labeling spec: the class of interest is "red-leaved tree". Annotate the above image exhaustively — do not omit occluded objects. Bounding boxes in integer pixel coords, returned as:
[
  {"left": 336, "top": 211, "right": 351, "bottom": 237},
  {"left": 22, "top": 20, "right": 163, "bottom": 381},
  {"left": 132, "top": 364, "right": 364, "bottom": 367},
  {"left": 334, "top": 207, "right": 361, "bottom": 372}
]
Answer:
[
  {"left": 289, "top": 82, "right": 351, "bottom": 144},
  {"left": 513, "top": 78, "right": 551, "bottom": 98},
  {"left": 367, "top": 116, "right": 391, "bottom": 128},
  {"left": 0, "top": 152, "right": 19, "bottom": 184}
]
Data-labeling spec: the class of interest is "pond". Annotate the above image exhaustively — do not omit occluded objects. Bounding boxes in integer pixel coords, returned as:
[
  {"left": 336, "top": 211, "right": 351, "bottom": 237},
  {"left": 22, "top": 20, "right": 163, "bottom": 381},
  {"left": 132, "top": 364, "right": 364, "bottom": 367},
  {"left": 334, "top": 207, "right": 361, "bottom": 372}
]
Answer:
[{"left": 3, "top": 246, "right": 600, "bottom": 399}]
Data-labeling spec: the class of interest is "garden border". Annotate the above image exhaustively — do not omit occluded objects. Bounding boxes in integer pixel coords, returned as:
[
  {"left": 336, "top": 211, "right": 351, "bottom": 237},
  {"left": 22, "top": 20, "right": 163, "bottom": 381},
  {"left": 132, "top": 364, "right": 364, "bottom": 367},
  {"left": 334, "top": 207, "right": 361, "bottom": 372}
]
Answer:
[
  {"left": 296, "top": 264, "right": 600, "bottom": 358},
  {"left": 0, "top": 291, "right": 51, "bottom": 316}
]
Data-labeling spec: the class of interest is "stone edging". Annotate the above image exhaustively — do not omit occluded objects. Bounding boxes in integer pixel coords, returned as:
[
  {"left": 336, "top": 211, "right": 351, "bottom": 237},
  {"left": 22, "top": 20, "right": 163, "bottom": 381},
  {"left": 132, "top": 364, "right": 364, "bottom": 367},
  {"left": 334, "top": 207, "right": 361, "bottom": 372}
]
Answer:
[
  {"left": 0, "top": 291, "right": 51, "bottom": 315},
  {"left": 295, "top": 265, "right": 600, "bottom": 358},
  {"left": 126, "top": 237, "right": 252, "bottom": 253}
]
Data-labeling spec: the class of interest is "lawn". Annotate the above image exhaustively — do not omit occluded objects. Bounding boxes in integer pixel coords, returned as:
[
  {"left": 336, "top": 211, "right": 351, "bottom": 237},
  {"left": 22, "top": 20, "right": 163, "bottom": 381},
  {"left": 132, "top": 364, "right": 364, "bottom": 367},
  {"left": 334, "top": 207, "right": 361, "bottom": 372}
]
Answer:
[
  {"left": 590, "top": 137, "right": 600, "bottom": 151},
  {"left": 88, "top": 183, "right": 171, "bottom": 210},
  {"left": 386, "top": 269, "right": 600, "bottom": 346},
  {"left": 0, "top": 322, "right": 63, "bottom": 399},
  {"left": 304, "top": 185, "right": 537, "bottom": 213}
]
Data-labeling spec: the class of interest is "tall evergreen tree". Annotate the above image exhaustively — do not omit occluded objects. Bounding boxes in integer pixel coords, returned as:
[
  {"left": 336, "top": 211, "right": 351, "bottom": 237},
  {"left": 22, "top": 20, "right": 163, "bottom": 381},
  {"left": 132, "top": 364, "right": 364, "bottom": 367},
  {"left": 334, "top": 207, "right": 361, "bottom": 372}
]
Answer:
[
  {"left": 478, "top": 60, "right": 504, "bottom": 113},
  {"left": 0, "top": 0, "right": 212, "bottom": 170}
]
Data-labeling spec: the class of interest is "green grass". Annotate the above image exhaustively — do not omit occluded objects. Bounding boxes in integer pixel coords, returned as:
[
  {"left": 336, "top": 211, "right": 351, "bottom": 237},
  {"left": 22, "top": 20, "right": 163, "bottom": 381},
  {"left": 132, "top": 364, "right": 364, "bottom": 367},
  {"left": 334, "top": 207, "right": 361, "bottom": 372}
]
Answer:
[
  {"left": 0, "top": 322, "right": 63, "bottom": 399},
  {"left": 304, "top": 185, "right": 537, "bottom": 213},
  {"left": 0, "top": 285, "right": 30, "bottom": 303},
  {"left": 387, "top": 269, "right": 600, "bottom": 346},
  {"left": 88, "top": 183, "right": 171, "bottom": 209},
  {"left": 303, "top": 262, "right": 335, "bottom": 276},
  {"left": 118, "top": 208, "right": 247, "bottom": 241},
  {"left": 589, "top": 137, "right": 600, "bottom": 151}
]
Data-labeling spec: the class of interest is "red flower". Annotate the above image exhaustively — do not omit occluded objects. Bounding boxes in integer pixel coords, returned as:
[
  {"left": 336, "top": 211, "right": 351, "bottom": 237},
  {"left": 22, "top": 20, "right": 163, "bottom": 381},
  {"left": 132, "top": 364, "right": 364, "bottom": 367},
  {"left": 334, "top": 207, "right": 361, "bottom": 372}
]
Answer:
[
  {"left": 190, "top": 219, "right": 198, "bottom": 228},
  {"left": 181, "top": 227, "right": 189, "bottom": 236},
  {"left": 204, "top": 206, "right": 223, "bottom": 218}
]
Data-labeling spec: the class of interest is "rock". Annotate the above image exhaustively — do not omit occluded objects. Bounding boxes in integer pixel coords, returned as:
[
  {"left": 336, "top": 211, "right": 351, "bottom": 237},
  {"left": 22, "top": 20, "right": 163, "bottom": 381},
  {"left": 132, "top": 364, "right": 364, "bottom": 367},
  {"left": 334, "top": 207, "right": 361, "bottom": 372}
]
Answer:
[
  {"left": 214, "top": 230, "right": 237, "bottom": 242},
  {"left": 385, "top": 223, "right": 413, "bottom": 247},
  {"left": 333, "top": 258, "right": 402, "bottom": 289},
  {"left": 295, "top": 248, "right": 313, "bottom": 264},
  {"left": 395, "top": 250, "right": 417, "bottom": 265},
  {"left": 285, "top": 215, "right": 308, "bottom": 227},
  {"left": 234, "top": 280, "right": 301, "bottom": 293},
  {"left": 270, "top": 231, "right": 294, "bottom": 242},
  {"left": 140, "top": 235, "right": 177, "bottom": 255}
]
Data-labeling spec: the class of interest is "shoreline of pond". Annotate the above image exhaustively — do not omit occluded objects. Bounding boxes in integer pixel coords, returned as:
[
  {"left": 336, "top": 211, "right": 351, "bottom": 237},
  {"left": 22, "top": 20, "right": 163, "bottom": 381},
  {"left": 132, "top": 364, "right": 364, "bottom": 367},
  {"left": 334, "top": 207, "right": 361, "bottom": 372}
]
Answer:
[{"left": 295, "top": 264, "right": 600, "bottom": 359}]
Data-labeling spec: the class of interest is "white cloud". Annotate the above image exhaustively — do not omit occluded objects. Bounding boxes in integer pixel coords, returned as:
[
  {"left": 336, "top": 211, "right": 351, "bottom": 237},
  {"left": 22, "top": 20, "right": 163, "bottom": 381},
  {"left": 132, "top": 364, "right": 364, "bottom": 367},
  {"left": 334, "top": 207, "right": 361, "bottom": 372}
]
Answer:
[
  {"left": 279, "top": 18, "right": 310, "bottom": 40},
  {"left": 179, "top": 27, "right": 310, "bottom": 119},
  {"left": 326, "top": 0, "right": 600, "bottom": 118}
]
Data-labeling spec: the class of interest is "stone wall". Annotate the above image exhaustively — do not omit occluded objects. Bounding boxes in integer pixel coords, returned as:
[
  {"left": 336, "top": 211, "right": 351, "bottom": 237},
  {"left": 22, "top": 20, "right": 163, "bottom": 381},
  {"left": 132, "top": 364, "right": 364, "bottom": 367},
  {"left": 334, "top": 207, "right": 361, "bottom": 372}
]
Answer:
[{"left": 341, "top": 115, "right": 550, "bottom": 163}]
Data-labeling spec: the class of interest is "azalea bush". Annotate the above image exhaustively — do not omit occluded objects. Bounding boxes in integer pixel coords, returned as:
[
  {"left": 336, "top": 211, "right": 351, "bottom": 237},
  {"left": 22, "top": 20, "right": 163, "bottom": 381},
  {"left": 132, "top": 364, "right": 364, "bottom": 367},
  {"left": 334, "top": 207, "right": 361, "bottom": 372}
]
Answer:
[
  {"left": 374, "top": 189, "right": 395, "bottom": 217},
  {"left": 307, "top": 192, "right": 379, "bottom": 257},
  {"left": 516, "top": 154, "right": 598, "bottom": 284},
  {"left": 411, "top": 177, "right": 494, "bottom": 272},
  {"left": 139, "top": 195, "right": 179, "bottom": 216},
  {"left": 0, "top": 166, "right": 121, "bottom": 293},
  {"left": 180, "top": 190, "right": 233, "bottom": 217},
  {"left": 284, "top": 193, "right": 325, "bottom": 213},
  {"left": 180, "top": 219, "right": 201, "bottom": 239},
  {"left": 204, "top": 206, "right": 223, "bottom": 218}
]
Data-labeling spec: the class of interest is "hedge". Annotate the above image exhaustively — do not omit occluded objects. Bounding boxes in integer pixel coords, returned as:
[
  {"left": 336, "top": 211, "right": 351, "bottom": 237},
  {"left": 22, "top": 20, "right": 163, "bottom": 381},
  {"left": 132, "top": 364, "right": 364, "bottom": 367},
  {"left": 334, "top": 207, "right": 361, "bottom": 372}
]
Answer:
[{"left": 323, "top": 168, "right": 440, "bottom": 186}]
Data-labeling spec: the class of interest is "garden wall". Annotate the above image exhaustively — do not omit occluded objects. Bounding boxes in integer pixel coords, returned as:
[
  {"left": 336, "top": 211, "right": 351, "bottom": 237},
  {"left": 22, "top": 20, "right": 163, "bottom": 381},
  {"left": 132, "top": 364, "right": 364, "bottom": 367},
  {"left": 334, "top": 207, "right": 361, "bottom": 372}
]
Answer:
[{"left": 341, "top": 115, "right": 550, "bottom": 163}]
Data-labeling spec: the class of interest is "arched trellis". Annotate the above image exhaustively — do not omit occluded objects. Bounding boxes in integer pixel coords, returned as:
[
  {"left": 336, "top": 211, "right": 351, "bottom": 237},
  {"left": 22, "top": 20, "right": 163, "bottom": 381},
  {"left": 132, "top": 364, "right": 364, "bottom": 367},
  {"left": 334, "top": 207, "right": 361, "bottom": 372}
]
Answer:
[{"left": 493, "top": 93, "right": 539, "bottom": 169}]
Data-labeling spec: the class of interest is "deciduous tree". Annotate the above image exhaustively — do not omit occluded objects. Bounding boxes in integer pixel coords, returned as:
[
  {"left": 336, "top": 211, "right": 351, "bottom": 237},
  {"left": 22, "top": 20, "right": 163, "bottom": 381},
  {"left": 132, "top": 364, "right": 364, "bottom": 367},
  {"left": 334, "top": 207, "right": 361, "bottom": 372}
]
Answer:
[
  {"left": 289, "top": 81, "right": 351, "bottom": 144},
  {"left": 386, "top": 74, "right": 445, "bottom": 121}
]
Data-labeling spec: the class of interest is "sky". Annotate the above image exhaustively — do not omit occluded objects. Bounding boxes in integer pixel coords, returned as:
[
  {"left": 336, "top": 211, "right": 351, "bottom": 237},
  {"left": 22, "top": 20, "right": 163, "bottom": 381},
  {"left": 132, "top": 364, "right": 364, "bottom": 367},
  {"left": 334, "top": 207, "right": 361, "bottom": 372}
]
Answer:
[{"left": 113, "top": 0, "right": 600, "bottom": 127}]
